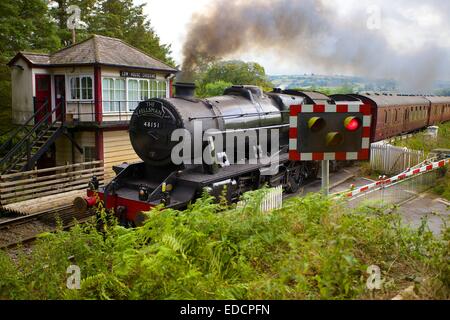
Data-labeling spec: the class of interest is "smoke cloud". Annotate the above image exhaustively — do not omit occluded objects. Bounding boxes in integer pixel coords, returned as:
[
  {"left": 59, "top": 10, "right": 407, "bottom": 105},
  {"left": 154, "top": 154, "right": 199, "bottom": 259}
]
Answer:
[{"left": 182, "top": 0, "right": 450, "bottom": 90}]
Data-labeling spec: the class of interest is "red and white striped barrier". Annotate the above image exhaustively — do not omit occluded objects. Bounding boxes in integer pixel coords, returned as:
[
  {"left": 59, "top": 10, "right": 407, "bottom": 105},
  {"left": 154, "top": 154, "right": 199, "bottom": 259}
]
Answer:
[{"left": 344, "top": 158, "right": 449, "bottom": 198}]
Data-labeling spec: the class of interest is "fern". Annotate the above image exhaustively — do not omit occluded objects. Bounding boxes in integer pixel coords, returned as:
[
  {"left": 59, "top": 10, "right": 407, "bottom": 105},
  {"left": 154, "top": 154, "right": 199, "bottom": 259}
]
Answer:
[{"left": 0, "top": 191, "right": 448, "bottom": 300}]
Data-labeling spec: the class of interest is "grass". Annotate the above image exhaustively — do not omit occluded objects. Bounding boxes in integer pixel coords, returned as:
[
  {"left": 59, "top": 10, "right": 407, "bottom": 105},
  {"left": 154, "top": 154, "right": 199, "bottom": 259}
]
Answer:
[
  {"left": 433, "top": 170, "right": 450, "bottom": 201},
  {"left": 0, "top": 191, "right": 448, "bottom": 300},
  {"left": 393, "top": 122, "right": 450, "bottom": 155}
]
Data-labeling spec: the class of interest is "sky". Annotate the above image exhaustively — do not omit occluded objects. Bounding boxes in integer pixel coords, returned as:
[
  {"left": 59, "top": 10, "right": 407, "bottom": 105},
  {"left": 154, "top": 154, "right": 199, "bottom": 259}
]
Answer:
[{"left": 139, "top": 0, "right": 450, "bottom": 78}]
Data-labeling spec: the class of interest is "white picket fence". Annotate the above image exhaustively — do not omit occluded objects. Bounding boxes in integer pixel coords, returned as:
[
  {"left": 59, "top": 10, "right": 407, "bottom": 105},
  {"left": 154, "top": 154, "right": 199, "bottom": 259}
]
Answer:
[
  {"left": 370, "top": 142, "right": 425, "bottom": 175},
  {"left": 237, "top": 185, "right": 283, "bottom": 213}
]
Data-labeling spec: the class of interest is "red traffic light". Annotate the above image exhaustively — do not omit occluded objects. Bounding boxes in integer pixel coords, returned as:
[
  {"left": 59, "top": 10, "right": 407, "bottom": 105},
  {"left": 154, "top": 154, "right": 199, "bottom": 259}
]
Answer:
[{"left": 344, "top": 117, "right": 362, "bottom": 132}]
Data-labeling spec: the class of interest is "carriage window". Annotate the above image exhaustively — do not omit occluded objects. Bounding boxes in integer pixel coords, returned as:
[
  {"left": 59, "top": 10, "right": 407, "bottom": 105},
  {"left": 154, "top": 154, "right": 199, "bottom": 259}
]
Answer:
[
  {"left": 394, "top": 109, "right": 398, "bottom": 122},
  {"left": 384, "top": 110, "right": 388, "bottom": 123}
]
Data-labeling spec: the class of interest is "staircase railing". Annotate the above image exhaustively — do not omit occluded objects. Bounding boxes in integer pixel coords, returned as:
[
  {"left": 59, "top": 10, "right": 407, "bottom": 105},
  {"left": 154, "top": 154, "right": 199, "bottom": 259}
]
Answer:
[
  {"left": 0, "top": 99, "right": 50, "bottom": 156},
  {"left": 0, "top": 99, "right": 66, "bottom": 174}
]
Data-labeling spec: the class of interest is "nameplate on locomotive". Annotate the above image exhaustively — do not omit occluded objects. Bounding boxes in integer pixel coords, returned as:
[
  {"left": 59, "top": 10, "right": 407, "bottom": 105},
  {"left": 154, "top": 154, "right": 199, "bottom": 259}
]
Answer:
[{"left": 137, "top": 101, "right": 165, "bottom": 118}]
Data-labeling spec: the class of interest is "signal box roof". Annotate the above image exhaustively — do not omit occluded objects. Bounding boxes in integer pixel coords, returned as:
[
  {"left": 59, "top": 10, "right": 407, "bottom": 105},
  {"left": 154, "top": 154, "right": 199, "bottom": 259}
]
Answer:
[{"left": 8, "top": 34, "right": 178, "bottom": 74}]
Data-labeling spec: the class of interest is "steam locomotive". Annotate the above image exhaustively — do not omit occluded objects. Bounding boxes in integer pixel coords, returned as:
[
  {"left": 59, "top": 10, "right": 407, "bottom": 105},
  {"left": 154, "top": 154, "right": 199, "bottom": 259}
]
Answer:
[{"left": 77, "top": 83, "right": 450, "bottom": 226}]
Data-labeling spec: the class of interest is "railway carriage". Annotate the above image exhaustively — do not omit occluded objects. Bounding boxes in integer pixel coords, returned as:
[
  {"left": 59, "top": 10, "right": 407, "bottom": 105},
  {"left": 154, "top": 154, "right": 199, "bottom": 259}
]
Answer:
[
  {"left": 349, "top": 93, "right": 430, "bottom": 141},
  {"left": 426, "top": 96, "right": 450, "bottom": 125}
]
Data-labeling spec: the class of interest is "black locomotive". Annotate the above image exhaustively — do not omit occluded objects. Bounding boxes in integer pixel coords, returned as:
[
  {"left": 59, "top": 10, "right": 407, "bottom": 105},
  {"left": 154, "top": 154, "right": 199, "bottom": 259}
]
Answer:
[{"left": 84, "top": 84, "right": 325, "bottom": 225}]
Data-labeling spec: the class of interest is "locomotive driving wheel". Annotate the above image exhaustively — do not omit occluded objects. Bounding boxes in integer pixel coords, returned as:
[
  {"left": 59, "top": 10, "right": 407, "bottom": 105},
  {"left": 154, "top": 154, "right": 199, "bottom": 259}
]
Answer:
[{"left": 286, "top": 163, "right": 304, "bottom": 194}]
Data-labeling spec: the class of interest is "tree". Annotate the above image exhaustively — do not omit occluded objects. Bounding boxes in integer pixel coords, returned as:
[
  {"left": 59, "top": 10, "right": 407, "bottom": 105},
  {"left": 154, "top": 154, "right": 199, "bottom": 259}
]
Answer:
[
  {"left": 93, "top": 0, "right": 174, "bottom": 66},
  {"left": 196, "top": 60, "right": 273, "bottom": 96},
  {"left": 196, "top": 80, "right": 233, "bottom": 98},
  {"left": 48, "top": 0, "right": 174, "bottom": 65},
  {"left": 0, "top": 0, "right": 60, "bottom": 133},
  {"left": 0, "top": 0, "right": 60, "bottom": 57},
  {"left": 200, "top": 60, "right": 272, "bottom": 88}
]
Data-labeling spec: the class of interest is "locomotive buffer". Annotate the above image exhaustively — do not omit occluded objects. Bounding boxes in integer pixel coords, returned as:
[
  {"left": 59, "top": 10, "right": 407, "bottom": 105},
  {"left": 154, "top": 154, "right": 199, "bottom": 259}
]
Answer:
[{"left": 288, "top": 102, "right": 373, "bottom": 195}]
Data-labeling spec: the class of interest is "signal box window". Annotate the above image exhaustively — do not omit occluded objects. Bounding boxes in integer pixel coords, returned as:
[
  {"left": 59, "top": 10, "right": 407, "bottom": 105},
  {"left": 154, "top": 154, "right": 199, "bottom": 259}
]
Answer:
[
  {"left": 103, "top": 78, "right": 126, "bottom": 113},
  {"left": 69, "top": 76, "right": 93, "bottom": 101}
]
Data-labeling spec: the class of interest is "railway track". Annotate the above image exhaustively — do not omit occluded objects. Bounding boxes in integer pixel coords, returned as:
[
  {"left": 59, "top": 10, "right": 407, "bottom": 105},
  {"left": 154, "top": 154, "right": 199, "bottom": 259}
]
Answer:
[{"left": 0, "top": 205, "right": 94, "bottom": 249}]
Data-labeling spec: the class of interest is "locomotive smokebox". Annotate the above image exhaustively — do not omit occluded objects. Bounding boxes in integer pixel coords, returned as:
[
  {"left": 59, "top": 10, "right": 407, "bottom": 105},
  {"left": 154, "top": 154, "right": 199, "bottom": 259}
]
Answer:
[{"left": 174, "top": 82, "right": 196, "bottom": 98}]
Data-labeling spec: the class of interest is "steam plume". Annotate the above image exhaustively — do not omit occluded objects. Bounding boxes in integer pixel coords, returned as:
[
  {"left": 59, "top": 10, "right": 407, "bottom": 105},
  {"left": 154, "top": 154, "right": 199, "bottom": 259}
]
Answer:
[{"left": 182, "top": 0, "right": 450, "bottom": 90}]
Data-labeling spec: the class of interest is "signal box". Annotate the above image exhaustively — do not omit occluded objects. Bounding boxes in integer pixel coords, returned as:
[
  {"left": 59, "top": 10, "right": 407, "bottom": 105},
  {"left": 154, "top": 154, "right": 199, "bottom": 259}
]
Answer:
[{"left": 289, "top": 103, "right": 372, "bottom": 161}]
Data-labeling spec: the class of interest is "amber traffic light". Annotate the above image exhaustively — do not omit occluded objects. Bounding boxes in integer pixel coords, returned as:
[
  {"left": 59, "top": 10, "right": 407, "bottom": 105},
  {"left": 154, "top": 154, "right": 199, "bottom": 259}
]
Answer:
[
  {"left": 308, "top": 117, "right": 325, "bottom": 132},
  {"left": 326, "top": 132, "right": 344, "bottom": 147}
]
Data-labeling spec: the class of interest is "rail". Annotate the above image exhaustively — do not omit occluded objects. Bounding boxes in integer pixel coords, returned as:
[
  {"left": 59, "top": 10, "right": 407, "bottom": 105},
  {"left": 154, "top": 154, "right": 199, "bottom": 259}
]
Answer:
[
  {"left": 0, "top": 161, "right": 104, "bottom": 206},
  {"left": 0, "top": 205, "right": 94, "bottom": 249}
]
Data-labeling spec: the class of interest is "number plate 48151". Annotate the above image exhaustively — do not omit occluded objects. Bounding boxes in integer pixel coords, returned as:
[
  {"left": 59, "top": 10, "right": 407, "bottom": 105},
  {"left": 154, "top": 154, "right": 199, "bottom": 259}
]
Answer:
[{"left": 143, "top": 122, "right": 161, "bottom": 129}]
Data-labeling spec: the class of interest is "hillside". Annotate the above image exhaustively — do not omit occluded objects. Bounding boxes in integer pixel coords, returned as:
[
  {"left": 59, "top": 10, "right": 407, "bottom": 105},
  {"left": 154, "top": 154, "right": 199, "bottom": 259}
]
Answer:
[{"left": 269, "top": 74, "right": 450, "bottom": 94}]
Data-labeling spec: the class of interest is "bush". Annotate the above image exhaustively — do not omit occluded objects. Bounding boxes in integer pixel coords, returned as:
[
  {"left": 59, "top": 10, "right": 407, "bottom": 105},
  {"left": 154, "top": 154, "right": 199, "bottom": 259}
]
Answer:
[{"left": 0, "top": 191, "right": 448, "bottom": 300}]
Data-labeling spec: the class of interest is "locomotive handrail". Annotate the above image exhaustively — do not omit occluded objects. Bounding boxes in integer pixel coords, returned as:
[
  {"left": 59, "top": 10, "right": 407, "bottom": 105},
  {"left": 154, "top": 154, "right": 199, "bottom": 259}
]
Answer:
[
  {"left": 205, "top": 124, "right": 291, "bottom": 136},
  {"left": 188, "top": 110, "right": 290, "bottom": 121}
]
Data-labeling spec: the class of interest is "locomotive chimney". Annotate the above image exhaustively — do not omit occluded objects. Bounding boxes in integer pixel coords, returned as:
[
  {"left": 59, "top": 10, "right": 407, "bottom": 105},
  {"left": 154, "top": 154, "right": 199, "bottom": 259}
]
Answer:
[
  {"left": 174, "top": 72, "right": 196, "bottom": 98},
  {"left": 174, "top": 82, "right": 197, "bottom": 98}
]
